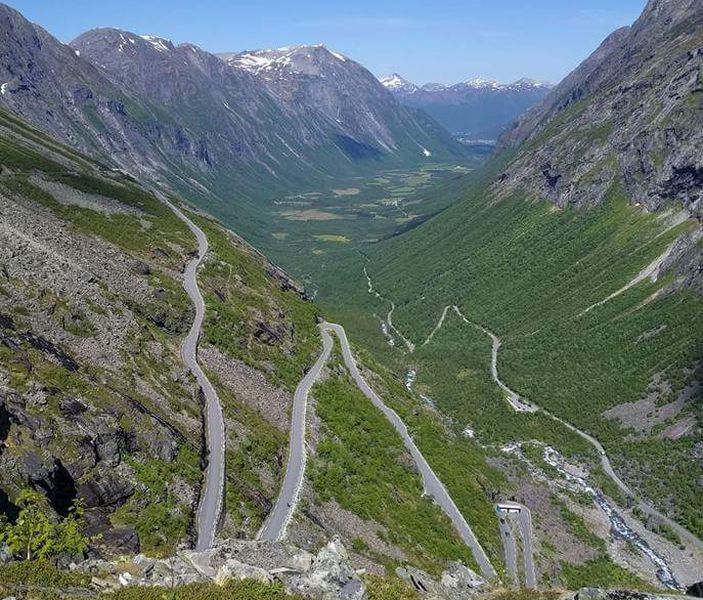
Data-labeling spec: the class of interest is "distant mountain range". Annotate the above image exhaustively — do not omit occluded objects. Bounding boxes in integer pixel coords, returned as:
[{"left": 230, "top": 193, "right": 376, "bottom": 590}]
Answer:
[
  {"left": 381, "top": 73, "right": 553, "bottom": 140},
  {"left": 0, "top": 4, "right": 463, "bottom": 242}
]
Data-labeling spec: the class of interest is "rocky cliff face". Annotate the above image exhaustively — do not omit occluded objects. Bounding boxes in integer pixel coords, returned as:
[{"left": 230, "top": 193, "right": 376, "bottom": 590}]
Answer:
[
  {"left": 500, "top": 0, "right": 703, "bottom": 216},
  {"left": 497, "top": 0, "right": 702, "bottom": 290}
]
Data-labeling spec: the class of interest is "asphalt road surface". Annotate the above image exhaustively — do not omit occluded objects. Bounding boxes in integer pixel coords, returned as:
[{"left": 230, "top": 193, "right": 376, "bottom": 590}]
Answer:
[
  {"left": 325, "top": 322, "right": 496, "bottom": 580},
  {"left": 498, "top": 515, "right": 518, "bottom": 586},
  {"left": 497, "top": 504, "right": 536, "bottom": 589},
  {"left": 257, "top": 327, "right": 334, "bottom": 541},
  {"left": 166, "top": 201, "right": 225, "bottom": 552}
]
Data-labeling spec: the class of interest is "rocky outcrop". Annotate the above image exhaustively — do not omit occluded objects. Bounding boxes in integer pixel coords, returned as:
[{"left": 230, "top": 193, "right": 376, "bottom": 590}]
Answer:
[
  {"left": 80, "top": 537, "right": 485, "bottom": 600},
  {"left": 497, "top": 0, "right": 703, "bottom": 289}
]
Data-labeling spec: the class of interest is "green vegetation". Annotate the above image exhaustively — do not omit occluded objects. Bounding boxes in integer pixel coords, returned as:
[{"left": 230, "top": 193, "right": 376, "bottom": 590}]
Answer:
[
  {"left": 558, "top": 504, "right": 606, "bottom": 553},
  {"left": 0, "top": 560, "right": 90, "bottom": 588},
  {"left": 209, "top": 374, "right": 287, "bottom": 536},
  {"left": 0, "top": 489, "right": 87, "bottom": 561},
  {"left": 102, "top": 581, "right": 305, "bottom": 600},
  {"left": 310, "top": 350, "right": 487, "bottom": 575},
  {"left": 365, "top": 574, "right": 419, "bottom": 600},
  {"left": 194, "top": 214, "right": 320, "bottom": 392},
  {"left": 317, "top": 171, "right": 703, "bottom": 535},
  {"left": 561, "top": 557, "right": 656, "bottom": 591},
  {"left": 1, "top": 174, "right": 192, "bottom": 272},
  {"left": 353, "top": 344, "right": 506, "bottom": 564},
  {"left": 112, "top": 448, "right": 201, "bottom": 557}
]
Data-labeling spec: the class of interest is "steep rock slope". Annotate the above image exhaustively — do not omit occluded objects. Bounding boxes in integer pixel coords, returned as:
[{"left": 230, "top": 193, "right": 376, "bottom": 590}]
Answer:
[
  {"left": 382, "top": 74, "right": 552, "bottom": 139},
  {"left": 500, "top": 0, "right": 703, "bottom": 220},
  {"left": 0, "top": 107, "right": 319, "bottom": 556},
  {"left": 221, "top": 45, "right": 463, "bottom": 162}
]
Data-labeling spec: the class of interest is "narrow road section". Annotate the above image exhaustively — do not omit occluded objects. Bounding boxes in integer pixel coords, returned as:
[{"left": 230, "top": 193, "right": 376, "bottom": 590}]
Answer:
[
  {"left": 497, "top": 515, "right": 518, "bottom": 586},
  {"left": 166, "top": 201, "right": 225, "bottom": 552},
  {"left": 257, "top": 329, "right": 334, "bottom": 541},
  {"left": 496, "top": 503, "right": 536, "bottom": 589},
  {"left": 261, "top": 320, "right": 496, "bottom": 579},
  {"left": 325, "top": 322, "right": 496, "bottom": 580}
]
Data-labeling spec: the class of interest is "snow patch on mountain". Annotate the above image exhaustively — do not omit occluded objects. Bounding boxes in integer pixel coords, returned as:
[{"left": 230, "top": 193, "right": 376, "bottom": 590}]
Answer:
[
  {"left": 140, "top": 35, "right": 172, "bottom": 53},
  {"left": 380, "top": 73, "right": 418, "bottom": 92}
]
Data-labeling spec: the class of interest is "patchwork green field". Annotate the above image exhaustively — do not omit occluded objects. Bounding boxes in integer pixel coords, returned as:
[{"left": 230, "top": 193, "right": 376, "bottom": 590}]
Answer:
[{"left": 259, "top": 160, "right": 486, "bottom": 286}]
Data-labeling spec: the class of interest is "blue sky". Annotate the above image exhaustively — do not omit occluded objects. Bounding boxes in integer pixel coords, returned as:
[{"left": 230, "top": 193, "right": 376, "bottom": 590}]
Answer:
[{"left": 8, "top": 0, "right": 646, "bottom": 84}]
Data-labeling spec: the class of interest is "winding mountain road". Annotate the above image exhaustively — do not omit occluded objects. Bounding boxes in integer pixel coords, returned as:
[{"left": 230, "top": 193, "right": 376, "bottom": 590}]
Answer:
[
  {"left": 497, "top": 504, "right": 536, "bottom": 589},
  {"left": 261, "top": 320, "right": 496, "bottom": 580},
  {"left": 257, "top": 328, "right": 334, "bottom": 541},
  {"left": 451, "top": 307, "right": 537, "bottom": 413},
  {"left": 166, "top": 201, "right": 225, "bottom": 552}
]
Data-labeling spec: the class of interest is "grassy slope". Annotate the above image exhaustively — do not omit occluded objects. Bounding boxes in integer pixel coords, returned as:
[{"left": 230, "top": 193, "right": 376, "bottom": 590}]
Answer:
[
  {"left": 310, "top": 344, "right": 498, "bottom": 575},
  {"left": 318, "top": 155, "right": 703, "bottom": 538}
]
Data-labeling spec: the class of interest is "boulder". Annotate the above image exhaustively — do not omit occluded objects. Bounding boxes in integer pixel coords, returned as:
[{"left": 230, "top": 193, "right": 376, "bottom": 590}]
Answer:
[
  {"left": 397, "top": 562, "right": 484, "bottom": 600},
  {"left": 290, "top": 537, "right": 366, "bottom": 600},
  {"left": 215, "top": 559, "right": 273, "bottom": 585}
]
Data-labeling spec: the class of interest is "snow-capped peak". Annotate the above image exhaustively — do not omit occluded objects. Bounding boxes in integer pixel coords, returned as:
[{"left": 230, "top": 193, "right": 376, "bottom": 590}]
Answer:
[
  {"left": 506, "top": 77, "right": 552, "bottom": 90},
  {"left": 461, "top": 77, "right": 500, "bottom": 89},
  {"left": 140, "top": 35, "right": 173, "bottom": 53},
  {"left": 380, "top": 73, "right": 418, "bottom": 92},
  {"left": 225, "top": 45, "right": 348, "bottom": 76}
]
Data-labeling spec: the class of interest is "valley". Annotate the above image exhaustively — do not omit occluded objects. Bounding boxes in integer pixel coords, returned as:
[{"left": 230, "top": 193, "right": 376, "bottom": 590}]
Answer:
[{"left": 0, "top": 0, "right": 701, "bottom": 598}]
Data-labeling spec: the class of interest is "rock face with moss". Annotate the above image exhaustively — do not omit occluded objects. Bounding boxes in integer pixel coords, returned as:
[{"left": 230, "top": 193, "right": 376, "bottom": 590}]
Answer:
[
  {"left": 502, "top": 0, "right": 703, "bottom": 212},
  {"left": 0, "top": 106, "right": 318, "bottom": 557}
]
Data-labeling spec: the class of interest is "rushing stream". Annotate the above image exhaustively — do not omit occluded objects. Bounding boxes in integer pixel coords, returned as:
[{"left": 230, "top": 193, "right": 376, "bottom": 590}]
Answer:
[{"left": 542, "top": 447, "right": 680, "bottom": 590}]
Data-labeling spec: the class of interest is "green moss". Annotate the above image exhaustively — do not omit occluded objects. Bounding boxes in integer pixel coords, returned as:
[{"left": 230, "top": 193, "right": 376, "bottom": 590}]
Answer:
[
  {"left": 561, "top": 556, "right": 657, "bottom": 591},
  {"left": 0, "top": 560, "right": 90, "bottom": 588},
  {"left": 101, "top": 579, "right": 304, "bottom": 600},
  {"left": 310, "top": 358, "right": 482, "bottom": 575}
]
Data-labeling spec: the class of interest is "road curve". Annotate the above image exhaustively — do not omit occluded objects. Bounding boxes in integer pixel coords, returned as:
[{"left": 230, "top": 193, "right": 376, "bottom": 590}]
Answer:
[
  {"left": 324, "top": 322, "right": 497, "bottom": 580},
  {"left": 453, "top": 303, "right": 703, "bottom": 553},
  {"left": 498, "top": 516, "right": 518, "bottom": 586},
  {"left": 165, "top": 201, "right": 226, "bottom": 552},
  {"left": 257, "top": 328, "right": 334, "bottom": 541},
  {"left": 452, "top": 307, "right": 537, "bottom": 413}
]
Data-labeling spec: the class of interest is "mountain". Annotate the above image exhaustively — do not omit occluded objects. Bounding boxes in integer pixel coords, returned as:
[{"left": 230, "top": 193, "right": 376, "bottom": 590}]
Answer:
[
  {"left": 0, "top": 3, "right": 464, "bottom": 243},
  {"left": 219, "top": 45, "right": 461, "bottom": 161},
  {"left": 321, "top": 0, "right": 703, "bottom": 569},
  {"left": 499, "top": 0, "right": 703, "bottom": 221},
  {"left": 382, "top": 73, "right": 552, "bottom": 139}
]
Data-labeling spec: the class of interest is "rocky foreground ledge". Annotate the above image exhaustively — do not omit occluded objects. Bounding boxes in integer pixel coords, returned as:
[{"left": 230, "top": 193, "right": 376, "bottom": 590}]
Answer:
[
  {"left": 78, "top": 537, "right": 485, "bottom": 599},
  {"left": 70, "top": 538, "right": 702, "bottom": 600}
]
